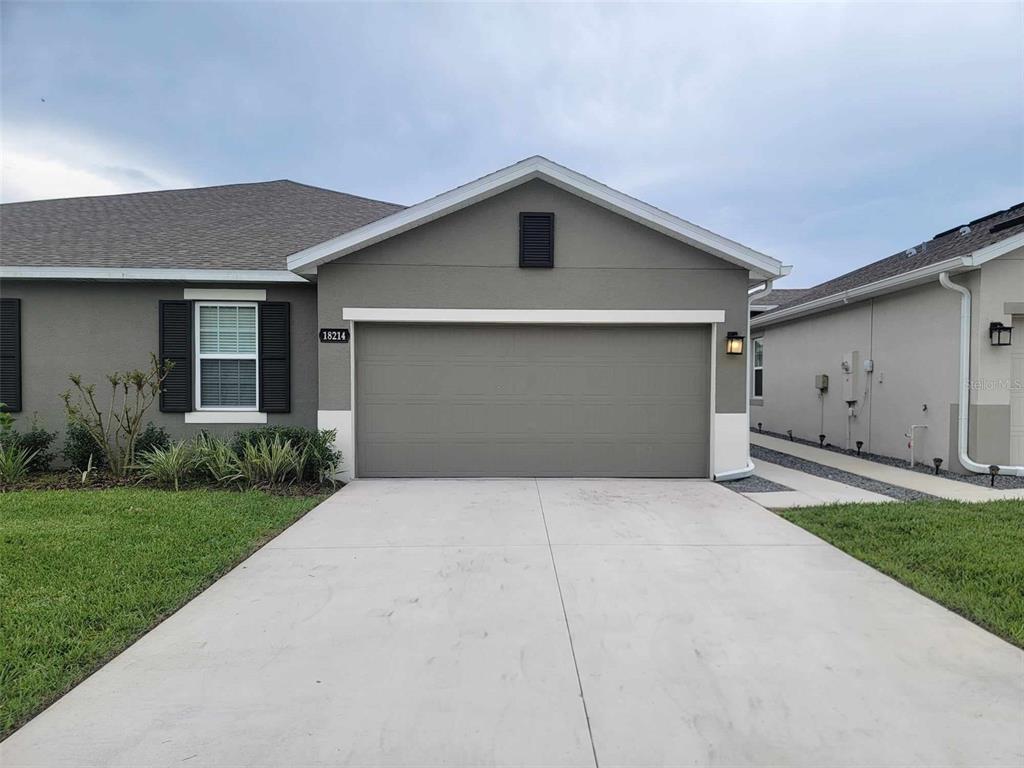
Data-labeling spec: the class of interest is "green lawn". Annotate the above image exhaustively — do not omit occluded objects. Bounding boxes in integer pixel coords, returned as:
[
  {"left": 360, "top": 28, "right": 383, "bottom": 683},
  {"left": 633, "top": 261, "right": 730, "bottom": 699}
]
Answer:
[
  {"left": 0, "top": 488, "right": 321, "bottom": 737},
  {"left": 783, "top": 499, "right": 1024, "bottom": 648}
]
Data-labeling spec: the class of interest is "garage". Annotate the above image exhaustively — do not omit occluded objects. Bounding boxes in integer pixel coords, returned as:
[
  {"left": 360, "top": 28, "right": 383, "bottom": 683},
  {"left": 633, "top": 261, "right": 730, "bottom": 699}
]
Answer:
[{"left": 355, "top": 322, "right": 711, "bottom": 477}]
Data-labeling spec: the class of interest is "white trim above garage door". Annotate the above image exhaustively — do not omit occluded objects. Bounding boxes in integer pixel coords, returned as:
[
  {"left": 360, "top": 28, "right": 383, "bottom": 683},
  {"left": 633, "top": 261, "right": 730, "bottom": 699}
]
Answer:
[{"left": 341, "top": 308, "right": 725, "bottom": 324}]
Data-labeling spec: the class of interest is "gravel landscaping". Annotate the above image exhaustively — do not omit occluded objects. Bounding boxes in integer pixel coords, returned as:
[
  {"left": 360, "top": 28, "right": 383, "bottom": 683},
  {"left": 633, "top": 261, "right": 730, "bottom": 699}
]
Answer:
[
  {"left": 752, "top": 428, "right": 1024, "bottom": 490},
  {"left": 720, "top": 474, "right": 792, "bottom": 493},
  {"left": 751, "top": 445, "right": 937, "bottom": 502}
]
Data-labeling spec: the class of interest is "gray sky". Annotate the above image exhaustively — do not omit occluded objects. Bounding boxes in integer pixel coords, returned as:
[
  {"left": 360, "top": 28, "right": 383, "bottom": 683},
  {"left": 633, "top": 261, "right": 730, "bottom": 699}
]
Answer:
[{"left": 2, "top": 1, "right": 1022, "bottom": 286}]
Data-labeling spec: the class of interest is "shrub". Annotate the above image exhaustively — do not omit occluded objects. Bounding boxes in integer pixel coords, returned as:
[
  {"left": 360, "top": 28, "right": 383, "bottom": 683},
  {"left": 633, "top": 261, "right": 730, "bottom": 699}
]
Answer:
[
  {"left": 236, "top": 436, "right": 304, "bottom": 488},
  {"left": 136, "top": 422, "right": 171, "bottom": 456},
  {"left": 232, "top": 427, "right": 340, "bottom": 482},
  {"left": 60, "top": 354, "right": 172, "bottom": 476},
  {"left": 15, "top": 425, "right": 57, "bottom": 472},
  {"left": 63, "top": 422, "right": 105, "bottom": 470},
  {"left": 137, "top": 441, "right": 198, "bottom": 491},
  {"left": 0, "top": 445, "right": 37, "bottom": 486},
  {"left": 0, "top": 408, "right": 15, "bottom": 445},
  {"left": 193, "top": 434, "right": 242, "bottom": 486},
  {"left": 65, "top": 421, "right": 171, "bottom": 473},
  {"left": 0, "top": 410, "right": 56, "bottom": 473}
]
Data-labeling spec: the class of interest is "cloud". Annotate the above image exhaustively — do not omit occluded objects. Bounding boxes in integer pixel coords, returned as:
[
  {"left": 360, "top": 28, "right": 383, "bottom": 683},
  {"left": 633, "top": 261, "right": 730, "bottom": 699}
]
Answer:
[
  {"left": 1, "top": 125, "right": 194, "bottom": 202},
  {"left": 0, "top": 2, "right": 1019, "bottom": 286}
]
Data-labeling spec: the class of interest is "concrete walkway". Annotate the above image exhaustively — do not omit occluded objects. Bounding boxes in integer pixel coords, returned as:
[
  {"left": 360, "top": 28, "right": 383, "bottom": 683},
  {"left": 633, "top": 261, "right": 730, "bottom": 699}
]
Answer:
[
  {"left": 743, "top": 460, "right": 895, "bottom": 508},
  {"left": 3, "top": 479, "right": 1022, "bottom": 767},
  {"left": 752, "top": 432, "right": 1024, "bottom": 502}
]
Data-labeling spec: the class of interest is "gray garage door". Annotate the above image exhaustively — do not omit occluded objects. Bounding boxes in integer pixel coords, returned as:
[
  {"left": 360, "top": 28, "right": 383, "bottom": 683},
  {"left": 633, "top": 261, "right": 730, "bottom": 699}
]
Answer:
[{"left": 355, "top": 323, "right": 711, "bottom": 477}]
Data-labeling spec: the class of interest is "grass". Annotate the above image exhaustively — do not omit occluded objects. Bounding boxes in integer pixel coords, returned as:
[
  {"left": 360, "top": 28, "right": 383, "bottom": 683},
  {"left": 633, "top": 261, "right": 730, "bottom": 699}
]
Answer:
[
  {"left": 0, "top": 488, "right": 322, "bottom": 737},
  {"left": 783, "top": 499, "right": 1024, "bottom": 648}
]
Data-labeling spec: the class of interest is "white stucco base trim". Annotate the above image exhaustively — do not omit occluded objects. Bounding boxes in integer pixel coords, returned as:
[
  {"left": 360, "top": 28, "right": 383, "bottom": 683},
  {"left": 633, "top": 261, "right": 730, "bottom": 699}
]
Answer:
[
  {"left": 184, "top": 411, "right": 267, "bottom": 424},
  {"left": 712, "top": 412, "right": 752, "bottom": 480},
  {"left": 318, "top": 409, "right": 354, "bottom": 481}
]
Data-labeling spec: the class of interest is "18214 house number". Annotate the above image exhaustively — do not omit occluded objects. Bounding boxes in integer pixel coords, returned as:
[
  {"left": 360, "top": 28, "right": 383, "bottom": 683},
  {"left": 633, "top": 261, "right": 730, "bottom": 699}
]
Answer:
[{"left": 318, "top": 328, "right": 350, "bottom": 343}]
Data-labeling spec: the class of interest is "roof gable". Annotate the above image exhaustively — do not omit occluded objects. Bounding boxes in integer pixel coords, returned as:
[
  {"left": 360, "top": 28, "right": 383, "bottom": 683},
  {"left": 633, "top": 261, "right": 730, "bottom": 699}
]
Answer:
[{"left": 286, "top": 156, "right": 785, "bottom": 280}]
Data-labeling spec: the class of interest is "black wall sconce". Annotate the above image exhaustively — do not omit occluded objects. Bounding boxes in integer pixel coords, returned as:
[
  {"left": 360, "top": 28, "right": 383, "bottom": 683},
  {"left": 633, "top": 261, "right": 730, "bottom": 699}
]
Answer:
[
  {"left": 725, "top": 332, "right": 745, "bottom": 355},
  {"left": 989, "top": 322, "right": 1012, "bottom": 346}
]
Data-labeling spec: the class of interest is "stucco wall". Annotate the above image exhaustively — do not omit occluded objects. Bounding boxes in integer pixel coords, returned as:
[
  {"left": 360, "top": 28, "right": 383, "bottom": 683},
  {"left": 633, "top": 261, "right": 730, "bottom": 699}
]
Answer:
[
  {"left": 966, "top": 248, "right": 1024, "bottom": 465},
  {"left": 0, "top": 280, "right": 318, "bottom": 449},
  {"left": 316, "top": 178, "right": 751, "bottom": 415},
  {"left": 751, "top": 281, "right": 961, "bottom": 467}
]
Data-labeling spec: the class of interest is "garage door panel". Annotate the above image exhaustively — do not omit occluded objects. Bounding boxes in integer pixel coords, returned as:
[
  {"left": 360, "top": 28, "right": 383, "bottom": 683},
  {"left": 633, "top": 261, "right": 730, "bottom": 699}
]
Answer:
[
  {"left": 360, "top": 399, "right": 706, "bottom": 438},
  {"left": 356, "top": 324, "right": 710, "bottom": 477},
  {"left": 358, "top": 438, "right": 709, "bottom": 478},
  {"left": 360, "top": 361, "right": 708, "bottom": 398}
]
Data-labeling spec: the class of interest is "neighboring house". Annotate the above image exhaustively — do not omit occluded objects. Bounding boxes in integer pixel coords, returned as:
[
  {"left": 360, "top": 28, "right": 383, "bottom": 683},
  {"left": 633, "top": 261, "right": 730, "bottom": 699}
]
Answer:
[
  {"left": 0, "top": 156, "right": 786, "bottom": 480},
  {"left": 750, "top": 288, "right": 810, "bottom": 318},
  {"left": 751, "top": 203, "right": 1024, "bottom": 476}
]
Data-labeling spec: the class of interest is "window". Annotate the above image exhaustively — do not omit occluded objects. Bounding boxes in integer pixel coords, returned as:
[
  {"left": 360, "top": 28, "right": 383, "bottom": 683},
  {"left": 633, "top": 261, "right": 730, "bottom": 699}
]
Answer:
[
  {"left": 195, "top": 303, "right": 258, "bottom": 410},
  {"left": 753, "top": 337, "right": 764, "bottom": 398}
]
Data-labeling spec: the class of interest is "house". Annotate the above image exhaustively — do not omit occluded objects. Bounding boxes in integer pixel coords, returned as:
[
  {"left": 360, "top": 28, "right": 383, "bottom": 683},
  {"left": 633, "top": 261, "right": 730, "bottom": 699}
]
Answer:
[
  {"left": 750, "top": 203, "right": 1024, "bottom": 476},
  {"left": 750, "top": 288, "right": 810, "bottom": 318},
  {"left": 0, "top": 156, "right": 787, "bottom": 480}
]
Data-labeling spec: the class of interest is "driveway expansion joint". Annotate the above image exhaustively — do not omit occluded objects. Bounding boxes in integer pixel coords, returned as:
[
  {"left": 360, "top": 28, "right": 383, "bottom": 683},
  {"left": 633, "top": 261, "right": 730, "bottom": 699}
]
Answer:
[{"left": 534, "top": 478, "right": 601, "bottom": 768}]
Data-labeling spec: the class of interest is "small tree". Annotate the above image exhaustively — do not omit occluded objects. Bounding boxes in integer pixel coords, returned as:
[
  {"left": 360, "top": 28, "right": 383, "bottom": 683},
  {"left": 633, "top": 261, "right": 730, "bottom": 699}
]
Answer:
[{"left": 60, "top": 355, "right": 172, "bottom": 477}]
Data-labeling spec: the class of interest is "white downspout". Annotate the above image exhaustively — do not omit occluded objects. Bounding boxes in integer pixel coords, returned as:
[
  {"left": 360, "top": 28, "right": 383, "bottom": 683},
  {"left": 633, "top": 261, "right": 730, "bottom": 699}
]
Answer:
[
  {"left": 938, "top": 271, "right": 1024, "bottom": 476},
  {"left": 715, "top": 280, "right": 776, "bottom": 482}
]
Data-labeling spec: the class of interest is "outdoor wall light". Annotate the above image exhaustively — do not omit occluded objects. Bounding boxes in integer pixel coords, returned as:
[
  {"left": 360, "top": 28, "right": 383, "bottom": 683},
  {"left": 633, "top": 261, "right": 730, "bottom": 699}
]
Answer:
[
  {"left": 725, "top": 332, "right": 745, "bottom": 355},
  {"left": 989, "top": 322, "right": 1012, "bottom": 346}
]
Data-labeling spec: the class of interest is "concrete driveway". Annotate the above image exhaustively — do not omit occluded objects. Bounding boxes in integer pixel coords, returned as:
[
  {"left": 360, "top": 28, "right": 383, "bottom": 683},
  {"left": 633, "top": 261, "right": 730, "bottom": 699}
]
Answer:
[{"left": 3, "top": 479, "right": 1022, "bottom": 767}]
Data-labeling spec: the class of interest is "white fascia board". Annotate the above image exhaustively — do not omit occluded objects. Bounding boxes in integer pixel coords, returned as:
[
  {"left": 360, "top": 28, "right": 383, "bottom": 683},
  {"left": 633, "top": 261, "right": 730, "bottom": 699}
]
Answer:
[
  {"left": 341, "top": 308, "right": 725, "bottom": 324},
  {"left": 0, "top": 266, "right": 310, "bottom": 283},
  {"left": 287, "top": 156, "right": 785, "bottom": 280},
  {"left": 963, "top": 231, "right": 1024, "bottom": 267},
  {"left": 751, "top": 257, "right": 966, "bottom": 328}
]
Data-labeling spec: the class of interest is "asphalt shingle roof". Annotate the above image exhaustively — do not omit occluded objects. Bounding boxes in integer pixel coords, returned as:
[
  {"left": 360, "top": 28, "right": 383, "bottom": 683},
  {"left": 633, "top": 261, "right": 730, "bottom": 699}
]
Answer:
[
  {"left": 753, "top": 288, "right": 811, "bottom": 308},
  {"left": 0, "top": 180, "right": 405, "bottom": 271},
  {"left": 760, "top": 202, "right": 1024, "bottom": 318}
]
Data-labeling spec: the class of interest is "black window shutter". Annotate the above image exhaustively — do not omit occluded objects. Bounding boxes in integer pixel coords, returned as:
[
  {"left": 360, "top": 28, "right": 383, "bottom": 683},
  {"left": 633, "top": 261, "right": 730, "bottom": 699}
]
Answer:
[
  {"left": 519, "top": 212, "right": 555, "bottom": 268},
  {"left": 0, "top": 298, "right": 22, "bottom": 412},
  {"left": 259, "top": 302, "right": 290, "bottom": 413},
  {"left": 159, "top": 300, "right": 192, "bottom": 413}
]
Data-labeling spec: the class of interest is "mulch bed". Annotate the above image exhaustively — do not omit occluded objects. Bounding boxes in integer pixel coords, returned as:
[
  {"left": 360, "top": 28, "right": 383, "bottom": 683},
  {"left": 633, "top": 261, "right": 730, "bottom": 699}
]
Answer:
[{"left": 1, "top": 471, "right": 339, "bottom": 497}]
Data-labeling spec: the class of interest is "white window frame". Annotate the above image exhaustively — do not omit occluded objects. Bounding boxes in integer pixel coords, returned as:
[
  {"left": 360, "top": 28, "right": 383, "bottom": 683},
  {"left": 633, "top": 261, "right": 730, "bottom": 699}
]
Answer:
[
  {"left": 752, "top": 337, "right": 764, "bottom": 399},
  {"left": 193, "top": 301, "right": 260, "bottom": 412}
]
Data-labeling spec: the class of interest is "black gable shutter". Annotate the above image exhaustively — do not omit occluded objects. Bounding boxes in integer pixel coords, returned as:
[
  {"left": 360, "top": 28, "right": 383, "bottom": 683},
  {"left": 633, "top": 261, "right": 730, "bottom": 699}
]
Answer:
[
  {"left": 159, "top": 300, "right": 192, "bottom": 413},
  {"left": 259, "top": 302, "right": 290, "bottom": 413},
  {"left": 519, "top": 212, "right": 555, "bottom": 268},
  {"left": 0, "top": 298, "right": 22, "bottom": 412}
]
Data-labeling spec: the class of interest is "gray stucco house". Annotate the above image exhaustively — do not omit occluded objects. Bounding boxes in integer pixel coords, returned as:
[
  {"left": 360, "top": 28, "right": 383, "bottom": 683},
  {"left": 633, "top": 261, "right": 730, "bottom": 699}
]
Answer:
[
  {"left": 751, "top": 203, "right": 1024, "bottom": 476},
  {"left": 0, "top": 157, "right": 786, "bottom": 480}
]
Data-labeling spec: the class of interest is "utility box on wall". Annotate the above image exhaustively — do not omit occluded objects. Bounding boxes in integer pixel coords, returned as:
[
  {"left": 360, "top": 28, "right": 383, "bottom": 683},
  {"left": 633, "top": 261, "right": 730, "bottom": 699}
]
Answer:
[
  {"left": 814, "top": 374, "right": 829, "bottom": 392},
  {"left": 841, "top": 350, "right": 861, "bottom": 404}
]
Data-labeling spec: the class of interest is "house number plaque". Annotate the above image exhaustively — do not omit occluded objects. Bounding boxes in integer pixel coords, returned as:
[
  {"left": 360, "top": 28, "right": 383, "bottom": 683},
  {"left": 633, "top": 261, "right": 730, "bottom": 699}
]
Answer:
[{"left": 319, "top": 328, "right": 350, "bottom": 343}]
